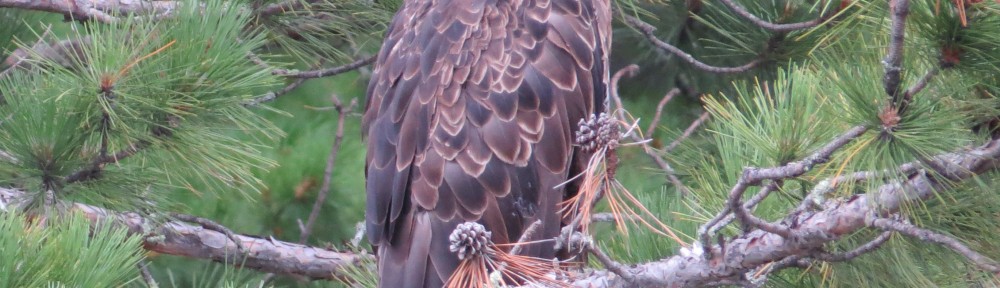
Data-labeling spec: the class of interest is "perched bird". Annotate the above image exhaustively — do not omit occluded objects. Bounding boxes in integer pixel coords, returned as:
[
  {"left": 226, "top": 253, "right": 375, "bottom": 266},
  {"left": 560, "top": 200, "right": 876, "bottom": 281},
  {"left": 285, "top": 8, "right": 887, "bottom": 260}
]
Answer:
[{"left": 363, "top": 0, "right": 612, "bottom": 286}]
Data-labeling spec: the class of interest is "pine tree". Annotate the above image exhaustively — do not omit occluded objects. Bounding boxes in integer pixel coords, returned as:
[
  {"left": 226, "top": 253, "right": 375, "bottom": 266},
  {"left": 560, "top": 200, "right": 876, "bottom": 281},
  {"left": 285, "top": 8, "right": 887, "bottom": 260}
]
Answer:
[{"left": 1, "top": 0, "right": 999, "bottom": 287}]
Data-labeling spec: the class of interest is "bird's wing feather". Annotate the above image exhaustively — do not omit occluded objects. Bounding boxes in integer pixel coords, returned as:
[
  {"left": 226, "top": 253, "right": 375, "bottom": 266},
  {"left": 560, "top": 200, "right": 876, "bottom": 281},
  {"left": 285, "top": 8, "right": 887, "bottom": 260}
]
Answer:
[{"left": 364, "top": 0, "right": 611, "bottom": 286}]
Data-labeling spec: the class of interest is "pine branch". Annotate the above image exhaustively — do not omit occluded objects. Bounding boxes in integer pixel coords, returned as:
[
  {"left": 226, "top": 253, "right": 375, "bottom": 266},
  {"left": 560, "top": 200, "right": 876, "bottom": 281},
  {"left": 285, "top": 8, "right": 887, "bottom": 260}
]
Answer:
[
  {"left": 3, "top": 36, "right": 90, "bottom": 72},
  {"left": 244, "top": 78, "right": 307, "bottom": 106},
  {"left": 0, "top": 187, "right": 373, "bottom": 281},
  {"left": 868, "top": 216, "right": 1000, "bottom": 272},
  {"left": 63, "top": 140, "right": 151, "bottom": 184},
  {"left": 0, "top": 0, "right": 180, "bottom": 23},
  {"left": 568, "top": 134, "right": 1000, "bottom": 287},
  {"left": 884, "top": 0, "right": 910, "bottom": 106},
  {"left": 271, "top": 56, "right": 376, "bottom": 79},
  {"left": 705, "top": 125, "right": 869, "bottom": 247},
  {"left": 623, "top": 15, "right": 764, "bottom": 74},
  {"left": 717, "top": 0, "right": 831, "bottom": 32},
  {"left": 814, "top": 231, "right": 893, "bottom": 262}
]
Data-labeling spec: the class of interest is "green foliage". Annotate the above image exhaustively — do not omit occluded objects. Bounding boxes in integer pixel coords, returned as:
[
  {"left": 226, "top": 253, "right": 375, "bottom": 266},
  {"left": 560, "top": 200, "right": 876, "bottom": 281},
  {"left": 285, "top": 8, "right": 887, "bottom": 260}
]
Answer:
[
  {"left": 0, "top": 212, "right": 145, "bottom": 287},
  {"left": 3, "top": 0, "right": 1000, "bottom": 287},
  {"left": 251, "top": 0, "right": 396, "bottom": 64},
  {"left": 0, "top": 0, "right": 284, "bottom": 212}
]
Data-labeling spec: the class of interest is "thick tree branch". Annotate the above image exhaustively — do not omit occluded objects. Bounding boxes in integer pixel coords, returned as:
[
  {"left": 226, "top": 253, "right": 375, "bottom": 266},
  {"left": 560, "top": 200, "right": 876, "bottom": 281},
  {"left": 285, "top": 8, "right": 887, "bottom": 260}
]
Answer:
[
  {"left": 884, "top": 0, "right": 910, "bottom": 105},
  {"left": 0, "top": 0, "right": 180, "bottom": 23},
  {"left": 0, "top": 187, "right": 372, "bottom": 281},
  {"left": 568, "top": 136, "right": 1000, "bottom": 287}
]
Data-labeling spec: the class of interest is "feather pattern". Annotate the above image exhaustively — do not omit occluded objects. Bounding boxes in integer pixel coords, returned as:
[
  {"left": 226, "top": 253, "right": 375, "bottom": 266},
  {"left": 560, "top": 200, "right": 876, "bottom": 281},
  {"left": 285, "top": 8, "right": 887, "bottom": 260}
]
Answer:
[{"left": 364, "top": 0, "right": 611, "bottom": 286}]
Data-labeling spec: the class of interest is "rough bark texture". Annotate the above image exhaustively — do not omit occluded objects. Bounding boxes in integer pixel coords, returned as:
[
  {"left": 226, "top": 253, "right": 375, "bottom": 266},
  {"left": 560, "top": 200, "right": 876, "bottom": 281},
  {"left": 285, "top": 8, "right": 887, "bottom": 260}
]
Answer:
[
  {"left": 0, "top": 0, "right": 179, "bottom": 22},
  {"left": 563, "top": 138, "right": 1000, "bottom": 287},
  {"left": 0, "top": 188, "right": 373, "bottom": 281}
]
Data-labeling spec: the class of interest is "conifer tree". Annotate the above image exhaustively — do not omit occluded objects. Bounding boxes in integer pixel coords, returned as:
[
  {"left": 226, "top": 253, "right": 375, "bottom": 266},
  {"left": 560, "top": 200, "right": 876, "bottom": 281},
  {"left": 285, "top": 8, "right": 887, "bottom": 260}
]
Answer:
[{"left": 1, "top": 0, "right": 999, "bottom": 287}]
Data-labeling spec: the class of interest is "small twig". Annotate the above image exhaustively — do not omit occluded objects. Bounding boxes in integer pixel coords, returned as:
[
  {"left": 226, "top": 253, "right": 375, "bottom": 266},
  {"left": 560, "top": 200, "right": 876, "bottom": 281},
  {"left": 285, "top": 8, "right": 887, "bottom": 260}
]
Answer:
[
  {"left": 138, "top": 260, "right": 159, "bottom": 288},
  {"left": 903, "top": 67, "right": 939, "bottom": 102},
  {"left": 63, "top": 140, "right": 151, "bottom": 184},
  {"left": 606, "top": 65, "right": 690, "bottom": 195},
  {"left": 663, "top": 111, "right": 710, "bottom": 154},
  {"left": 170, "top": 212, "right": 246, "bottom": 252},
  {"left": 509, "top": 220, "right": 543, "bottom": 256},
  {"left": 644, "top": 88, "right": 680, "bottom": 138},
  {"left": 590, "top": 212, "right": 639, "bottom": 223},
  {"left": 718, "top": 0, "right": 830, "bottom": 33},
  {"left": 869, "top": 216, "right": 1000, "bottom": 272},
  {"left": 244, "top": 78, "right": 307, "bottom": 106},
  {"left": 610, "top": 64, "right": 640, "bottom": 121},
  {"left": 246, "top": 50, "right": 270, "bottom": 69},
  {"left": 815, "top": 231, "right": 893, "bottom": 262},
  {"left": 585, "top": 236, "right": 635, "bottom": 282},
  {"left": 273, "top": 56, "right": 375, "bottom": 79},
  {"left": 729, "top": 180, "right": 793, "bottom": 237},
  {"left": 884, "top": 0, "right": 911, "bottom": 105},
  {"left": 624, "top": 15, "right": 763, "bottom": 74},
  {"left": 256, "top": 0, "right": 319, "bottom": 18},
  {"left": 298, "top": 95, "right": 357, "bottom": 244},
  {"left": 350, "top": 221, "right": 366, "bottom": 248}
]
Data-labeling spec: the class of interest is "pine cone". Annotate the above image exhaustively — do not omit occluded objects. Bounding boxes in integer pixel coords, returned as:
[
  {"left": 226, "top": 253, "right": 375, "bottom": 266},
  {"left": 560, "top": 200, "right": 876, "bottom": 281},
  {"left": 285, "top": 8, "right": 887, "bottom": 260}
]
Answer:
[{"left": 449, "top": 222, "right": 493, "bottom": 260}]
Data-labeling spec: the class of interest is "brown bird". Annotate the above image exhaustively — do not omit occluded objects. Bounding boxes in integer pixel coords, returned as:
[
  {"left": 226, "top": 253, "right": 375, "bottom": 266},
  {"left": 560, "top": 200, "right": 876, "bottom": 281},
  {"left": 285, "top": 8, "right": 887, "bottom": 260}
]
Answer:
[{"left": 363, "top": 0, "right": 612, "bottom": 286}]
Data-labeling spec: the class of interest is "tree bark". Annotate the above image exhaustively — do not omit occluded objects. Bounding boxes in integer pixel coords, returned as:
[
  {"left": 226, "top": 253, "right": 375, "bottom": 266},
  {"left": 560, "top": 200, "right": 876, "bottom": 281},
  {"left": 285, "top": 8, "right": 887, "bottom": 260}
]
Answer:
[{"left": 0, "top": 187, "right": 373, "bottom": 281}]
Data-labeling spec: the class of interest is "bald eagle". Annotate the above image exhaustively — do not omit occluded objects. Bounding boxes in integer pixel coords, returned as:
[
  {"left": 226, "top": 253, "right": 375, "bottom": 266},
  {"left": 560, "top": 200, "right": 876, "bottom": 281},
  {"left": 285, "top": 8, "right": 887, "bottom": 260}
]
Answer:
[{"left": 363, "top": 0, "right": 612, "bottom": 286}]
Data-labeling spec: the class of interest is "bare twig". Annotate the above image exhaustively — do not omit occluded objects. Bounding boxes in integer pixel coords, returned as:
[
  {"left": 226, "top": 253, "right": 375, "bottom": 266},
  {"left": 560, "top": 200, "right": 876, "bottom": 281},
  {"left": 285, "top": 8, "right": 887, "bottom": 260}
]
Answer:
[
  {"left": 244, "top": 78, "right": 307, "bottom": 106},
  {"left": 729, "top": 179, "right": 792, "bottom": 237},
  {"left": 644, "top": 88, "right": 679, "bottom": 138},
  {"left": 138, "top": 260, "right": 159, "bottom": 288},
  {"left": 170, "top": 212, "right": 246, "bottom": 252},
  {"left": 590, "top": 212, "right": 638, "bottom": 224},
  {"left": 663, "top": 111, "right": 710, "bottom": 154},
  {"left": 815, "top": 231, "right": 893, "bottom": 262},
  {"left": 64, "top": 140, "right": 152, "bottom": 184},
  {"left": 869, "top": 216, "right": 1000, "bottom": 272},
  {"left": 299, "top": 95, "right": 357, "bottom": 244},
  {"left": 610, "top": 64, "right": 640, "bottom": 121},
  {"left": 903, "top": 67, "right": 939, "bottom": 101},
  {"left": 607, "top": 65, "right": 690, "bottom": 195},
  {"left": 272, "top": 56, "right": 375, "bottom": 79},
  {"left": 718, "top": 0, "right": 831, "bottom": 32},
  {"left": 509, "top": 220, "right": 543, "bottom": 256},
  {"left": 585, "top": 236, "right": 635, "bottom": 283},
  {"left": 624, "top": 15, "right": 763, "bottom": 74}
]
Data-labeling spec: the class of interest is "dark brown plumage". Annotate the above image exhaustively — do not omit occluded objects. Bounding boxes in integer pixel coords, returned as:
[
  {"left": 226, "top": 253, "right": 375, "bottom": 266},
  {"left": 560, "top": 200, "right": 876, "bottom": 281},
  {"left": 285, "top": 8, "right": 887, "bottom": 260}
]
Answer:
[{"left": 363, "top": 0, "right": 611, "bottom": 286}]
